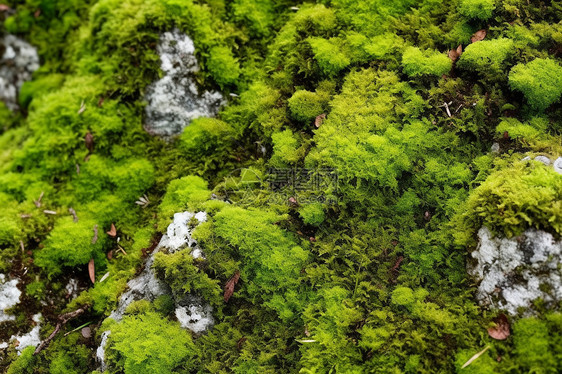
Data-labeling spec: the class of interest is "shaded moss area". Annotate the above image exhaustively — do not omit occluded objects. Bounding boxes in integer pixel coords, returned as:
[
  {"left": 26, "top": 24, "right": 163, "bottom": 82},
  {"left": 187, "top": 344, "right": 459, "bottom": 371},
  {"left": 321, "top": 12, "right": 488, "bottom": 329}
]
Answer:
[{"left": 1, "top": 0, "right": 561, "bottom": 373}]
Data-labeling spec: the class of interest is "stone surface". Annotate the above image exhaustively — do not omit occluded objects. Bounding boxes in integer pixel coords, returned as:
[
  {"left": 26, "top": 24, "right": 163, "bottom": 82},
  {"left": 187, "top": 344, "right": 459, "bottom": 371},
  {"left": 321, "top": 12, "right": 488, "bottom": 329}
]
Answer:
[
  {"left": 554, "top": 157, "right": 562, "bottom": 175},
  {"left": 469, "top": 227, "right": 562, "bottom": 315},
  {"left": 98, "top": 211, "right": 212, "bottom": 370},
  {"left": 533, "top": 155, "right": 551, "bottom": 166},
  {"left": 144, "top": 30, "right": 224, "bottom": 138},
  {"left": 0, "top": 274, "right": 21, "bottom": 323},
  {"left": 0, "top": 34, "right": 39, "bottom": 110},
  {"left": 10, "top": 313, "right": 42, "bottom": 355},
  {"left": 174, "top": 296, "right": 214, "bottom": 334}
]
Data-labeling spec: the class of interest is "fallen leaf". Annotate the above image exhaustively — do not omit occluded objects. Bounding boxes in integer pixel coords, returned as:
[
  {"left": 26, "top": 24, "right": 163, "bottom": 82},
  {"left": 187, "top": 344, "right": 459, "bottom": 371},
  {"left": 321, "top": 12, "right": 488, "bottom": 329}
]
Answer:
[
  {"left": 315, "top": 113, "right": 326, "bottom": 128},
  {"left": 88, "top": 258, "right": 95, "bottom": 284},
  {"left": 224, "top": 270, "right": 240, "bottom": 302},
  {"left": 107, "top": 223, "right": 117, "bottom": 237},
  {"left": 0, "top": 4, "right": 12, "bottom": 11},
  {"left": 462, "top": 346, "right": 490, "bottom": 369},
  {"left": 471, "top": 29, "right": 487, "bottom": 43},
  {"left": 488, "top": 314, "right": 510, "bottom": 340},
  {"left": 448, "top": 44, "right": 463, "bottom": 62},
  {"left": 84, "top": 131, "right": 94, "bottom": 153}
]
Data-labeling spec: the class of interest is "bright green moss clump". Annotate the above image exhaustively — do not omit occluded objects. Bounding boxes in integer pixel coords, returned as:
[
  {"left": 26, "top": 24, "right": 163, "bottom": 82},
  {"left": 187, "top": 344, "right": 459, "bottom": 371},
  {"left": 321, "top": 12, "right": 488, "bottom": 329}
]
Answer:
[
  {"left": 104, "top": 312, "right": 195, "bottom": 373},
  {"left": 34, "top": 217, "right": 107, "bottom": 275},
  {"left": 509, "top": 58, "right": 562, "bottom": 110},
  {"left": 2, "top": 0, "right": 562, "bottom": 373},
  {"left": 401, "top": 47, "right": 451, "bottom": 77},
  {"left": 462, "top": 162, "right": 562, "bottom": 238},
  {"left": 459, "top": 38, "right": 514, "bottom": 75},
  {"left": 459, "top": 0, "right": 496, "bottom": 20}
]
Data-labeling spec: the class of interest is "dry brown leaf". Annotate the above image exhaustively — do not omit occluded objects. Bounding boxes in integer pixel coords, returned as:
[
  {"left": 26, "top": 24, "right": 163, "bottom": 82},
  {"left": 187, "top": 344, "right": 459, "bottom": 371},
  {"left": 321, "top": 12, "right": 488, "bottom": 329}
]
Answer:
[
  {"left": 315, "top": 113, "right": 326, "bottom": 128},
  {"left": 488, "top": 314, "right": 510, "bottom": 340},
  {"left": 107, "top": 223, "right": 117, "bottom": 237},
  {"left": 224, "top": 270, "right": 240, "bottom": 303},
  {"left": 88, "top": 258, "right": 95, "bottom": 284},
  {"left": 448, "top": 44, "right": 463, "bottom": 62},
  {"left": 84, "top": 131, "right": 94, "bottom": 153},
  {"left": 471, "top": 29, "right": 487, "bottom": 43}
]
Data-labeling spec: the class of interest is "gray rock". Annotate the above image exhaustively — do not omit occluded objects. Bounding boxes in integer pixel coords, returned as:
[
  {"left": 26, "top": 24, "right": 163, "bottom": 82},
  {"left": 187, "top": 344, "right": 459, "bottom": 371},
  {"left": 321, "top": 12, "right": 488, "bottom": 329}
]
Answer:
[
  {"left": 491, "top": 142, "right": 500, "bottom": 153},
  {"left": 144, "top": 30, "right": 225, "bottom": 138},
  {"left": 553, "top": 157, "right": 562, "bottom": 175},
  {"left": 469, "top": 227, "right": 562, "bottom": 315},
  {"left": 533, "top": 155, "right": 551, "bottom": 166},
  {"left": 0, "top": 34, "right": 39, "bottom": 110}
]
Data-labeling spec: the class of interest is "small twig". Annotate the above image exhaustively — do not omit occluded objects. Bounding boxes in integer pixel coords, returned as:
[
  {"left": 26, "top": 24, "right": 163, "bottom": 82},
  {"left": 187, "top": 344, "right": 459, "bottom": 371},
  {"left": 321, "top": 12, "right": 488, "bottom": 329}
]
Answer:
[
  {"left": 69, "top": 207, "right": 78, "bottom": 222},
  {"left": 19, "top": 241, "right": 25, "bottom": 253},
  {"left": 34, "top": 306, "right": 89, "bottom": 355},
  {"left": 34, "top": 192, "right": 44, "bottom": 208},
  {"left": 43, "top": 210, "right": 57, "bottom": 215},
  {"left": 92, "top": 225, "right": 98, "bottom": 244}
]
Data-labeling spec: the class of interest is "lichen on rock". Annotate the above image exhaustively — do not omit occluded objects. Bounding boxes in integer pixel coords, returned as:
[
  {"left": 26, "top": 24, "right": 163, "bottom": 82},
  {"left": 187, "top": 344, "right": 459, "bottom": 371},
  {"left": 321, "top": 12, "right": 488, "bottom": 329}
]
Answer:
[
  {"left": 0, "top": 34, "right": 39, "bottom": 110},
  {"left": 469, "top": 227, "right": 562, "bottom": 315},
  {"left": 0, "top": 274, "right": 21, "bottom": 323},
  {"left": 144, "top": 30, "right": 225, "bottom": 138}
]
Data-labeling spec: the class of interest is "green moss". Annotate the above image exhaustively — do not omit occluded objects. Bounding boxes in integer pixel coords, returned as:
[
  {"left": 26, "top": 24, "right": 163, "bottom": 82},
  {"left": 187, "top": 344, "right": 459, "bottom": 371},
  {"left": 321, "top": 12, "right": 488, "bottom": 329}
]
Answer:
[
  {"left": 458, "top": 38, "right": 514, "bottom": 76},
  {"left": 462, "top": 162, "right": 562, "bottom": 238},
  {"left": 513, "top": 317, "right": 557, "bottom": 373},
  {"left": 34, "top": 216, "right": 107, "bottom": 276},
  {"left": 401, "top": 47, "right": 451, "bottom": 77},
  {"left": 105, "top": 311, "right": 195, "bottom": 373},
  {"left": 458, "top": 0, "right": 496, "bottom": 20},
  {"left": 158, "top": 176, "right": 210, "bottom": 229},
  {"left": 308, "top": 37, "right": 351, "bottom": 76},
  {"left": 299, "top": 203, "right": 326, "bottom": 226},
  {"left": 509, "top": 58, "right": 562, "bottom": 110}
]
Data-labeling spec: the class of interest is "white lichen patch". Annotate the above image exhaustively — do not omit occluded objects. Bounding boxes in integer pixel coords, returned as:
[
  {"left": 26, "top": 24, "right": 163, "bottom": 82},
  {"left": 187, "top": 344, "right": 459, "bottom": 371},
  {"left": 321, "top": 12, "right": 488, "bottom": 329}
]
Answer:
[
  {"left": 10, "top": 313, "right": 42, "bottom": 355},
  {"left": 0, "top": 274, "right": 21, "bottom": 323},
  {"left": 469, "top": 227, "right": 562, "bottom": 315},
  {"left": 175, "top": 296, "right": 214, "bottom": 334},
  {"left": 0, "top": 34, "right": 40, "bottom": 110},
  {"left": 99, "top": 211, "right": 212, "bottom": 369},
  {"left": 96, "top": 330, "right": 110, "bottom": 372},
  {"left": 144, "top": 30, "right": 225, "bottom": 137},
  {"left": 160, "top": 211, "right": 207, "bottom": 256}
]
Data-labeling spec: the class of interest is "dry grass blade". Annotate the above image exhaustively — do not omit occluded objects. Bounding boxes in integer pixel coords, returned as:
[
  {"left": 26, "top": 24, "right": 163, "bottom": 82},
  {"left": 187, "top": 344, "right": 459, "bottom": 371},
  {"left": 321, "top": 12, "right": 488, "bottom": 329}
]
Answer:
[
  {"left": 78, "top": 100, "right": 86, "bottom": 115},
  {"left": 462, "top": 346, "right": 490, "bottom": 369},
  {"left": 43, "top": 210, "right": 57, "bottom": 215}
]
